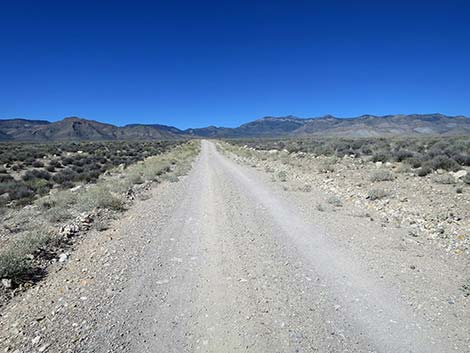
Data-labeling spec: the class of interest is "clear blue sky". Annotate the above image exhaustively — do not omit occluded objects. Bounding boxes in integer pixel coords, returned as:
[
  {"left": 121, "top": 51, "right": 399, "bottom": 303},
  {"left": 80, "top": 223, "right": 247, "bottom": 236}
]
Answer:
[{"left": 1, "top": 0, "right": 469, "bottom": 128}]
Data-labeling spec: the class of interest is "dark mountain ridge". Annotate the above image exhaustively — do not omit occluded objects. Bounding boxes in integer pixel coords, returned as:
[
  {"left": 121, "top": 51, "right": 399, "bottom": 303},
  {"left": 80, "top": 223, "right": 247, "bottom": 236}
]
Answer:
[{"left": 1, "top": 114, "right": 469, "bottom": 141}]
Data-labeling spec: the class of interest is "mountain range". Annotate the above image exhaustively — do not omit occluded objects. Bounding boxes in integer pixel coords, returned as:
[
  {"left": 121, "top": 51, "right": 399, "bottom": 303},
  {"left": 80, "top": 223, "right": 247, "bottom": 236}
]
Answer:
[{"left": 1, "top": 114, "right": 469, "bottom": 141}]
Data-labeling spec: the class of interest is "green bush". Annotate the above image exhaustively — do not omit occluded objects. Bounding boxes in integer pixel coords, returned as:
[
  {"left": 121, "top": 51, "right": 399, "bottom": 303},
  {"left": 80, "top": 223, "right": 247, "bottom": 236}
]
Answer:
[
  {"left": 79, "top": 185, "right": 126, "bottom": 211},
  {"left": 0, "top": 232, "right": 52, "bottom": 281}
]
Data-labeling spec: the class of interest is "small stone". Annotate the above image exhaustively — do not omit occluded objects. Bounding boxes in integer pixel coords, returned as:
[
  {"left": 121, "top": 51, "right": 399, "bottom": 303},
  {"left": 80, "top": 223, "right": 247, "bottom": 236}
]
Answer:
[
  {"left": 59, "top": 224, "right": 79, "bottom": 238},
  {"left": 38, "top": 344, "right": 49, "bottom": 352},
  {"left": 32, "top": 335, "right": 41, "bottom": 345},
  {"left": 452, "top": 170, "right": 467, "bottom": 179},
  {"left": 410, "top": 265, "right": 416, "bottom": 270},
  {"left": 1, "top": 278, "right": 12, "bottom": 289},
  {"left": 58, "top": 254, "right": 68, "bottom": 263}
]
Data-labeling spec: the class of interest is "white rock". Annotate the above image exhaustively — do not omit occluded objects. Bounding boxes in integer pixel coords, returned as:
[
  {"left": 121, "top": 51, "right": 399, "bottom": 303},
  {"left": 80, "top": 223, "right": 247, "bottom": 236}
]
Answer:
[
  {"left": 452, "top": 170, "right": 468, "bottom": 179},
  {"left": 38, "top": 344, "right": 49, "bottom": 352},
  {"left": 32, "top": 336, "right": 41, "bottom": 345},
  {"left": 1, "top": 278, "right": 12, "bottom": 288},
  {"left": 58, "top": 254, "right": 68, "bottom": 263},
  {"left": 59, "top": 224, "right": 79, "bottom": 237}
]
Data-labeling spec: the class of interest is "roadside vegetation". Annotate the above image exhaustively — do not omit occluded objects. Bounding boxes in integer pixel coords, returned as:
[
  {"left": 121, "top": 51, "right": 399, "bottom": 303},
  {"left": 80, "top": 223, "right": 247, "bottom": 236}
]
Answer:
[
  {"left": 226, "top": 136, "right": 470, "bottom": 174},
  {"left": 219, "top": 137, "right": 470, "bottom": 280},
  {"left": 0, "top": 140, "right": 183, "bottom": 207},
  {"left": 0, "top": 140, "right": 200, "bottom": 295}
]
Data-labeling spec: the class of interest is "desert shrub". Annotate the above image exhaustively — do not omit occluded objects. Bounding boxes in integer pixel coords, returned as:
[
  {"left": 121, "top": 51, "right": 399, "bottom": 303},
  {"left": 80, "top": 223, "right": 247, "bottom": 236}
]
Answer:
[
  {"left": 406, "top": 156, "right": 424, "bottom": 168},
  {"left": 277, "top": 171, "right": 287, "bottom": 182},
  {"left": 431, "top": 174, "right": 456, "bottom": 185},
  {"left": 52, "top": 168, "right": 78, "bottom": 185},
  {"left": 127, "top": 170, "right": 144, "bottom": 184},
  {"left": 0, "top": 181, "right": 34, "bottom": 200},
  {"left": 79, "top": 185, "right": 125, "bottom": 211},
  {"left": 22, "top": 169, "right": 52, "bottom": 181},
  {"left": 49, "top": 159, "right": 62, "bottom": 168},
  {"left": 265, "top": 166, "right": 274, "bottom": 173},
  {"left": 461, "top": 279, "right": 470, "bottom": 297},
  {"left": 32, "top": 160, "right": 44, "bottom": 168},
  {"left": 46, "top": 206, "right": 73, "bottom": 222},
  {"left": 370, "top": 169, "right": 394, "bottom": 182},
  {"left": 0, "top": 231, "right": 52, "bottom": 281},
  {"left": 326, "top": 195, "right": 342, "bottom": 207},
  {"left": 72, "top": 165, "right": 84, "bottom": 174},
  {"left": 11, "top": 164, "right": 22, "bottom": 171},
  {"left": 142, "top": 161, "right": 171, "bottom": 181},
  {"left": 62, "top": 157, "right": 74, "bottom": 165},
  {"left": 24, "top": 179, "right": 53, "bottom": 195},
  {"left": 430, "top": 156, "right": 460, "bottom": 171},
  {"left": 453, "top": 154, "right": 470, "bottom": 166},
  {"left": 0, "top": 246, "right": 30, "bottom": 280},
  {"left": 23, "top": 157, "right": 36, "bottom": 166},
  {"left": 372, "top": 151, "right": 391, "bottom": 163},
  {"left": 227, "top": 137, "right": 470, "bottom": 172},
  {"left": 162, "top": 174, "right": 179, "bottom": 183},
  {"left": 393, "top": 149, "right": 414, "bottom": 162},
  {"left": 317, "top": 158, "right": 336, "bottom": 173},
  {"left": 367, "top": 188, "right": 389, "bottom": 200},
  {"left": 416, "top": 166, "right": 432, "bottom": 177},
  {"left": 0, "top": 173, "right": 14, "bottom": 183},
  {"left": 0, "top": 140, "right": 184, "bottom": 207},
  {"left": 395, "top": 164, "right": 412, "bottom": 174},
  {"left": 462, "top": 174, "right": 470, "bottom": 185}
]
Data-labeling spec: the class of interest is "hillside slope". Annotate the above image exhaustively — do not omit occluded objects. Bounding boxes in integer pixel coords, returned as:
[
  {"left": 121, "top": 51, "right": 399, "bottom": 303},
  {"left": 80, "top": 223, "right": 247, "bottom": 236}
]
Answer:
[
  {"left": 0, "top": 117, "right": 185, "bottom": 141},
  {"left": 1, "top": 114, "right": 470, "bottom": 141}
]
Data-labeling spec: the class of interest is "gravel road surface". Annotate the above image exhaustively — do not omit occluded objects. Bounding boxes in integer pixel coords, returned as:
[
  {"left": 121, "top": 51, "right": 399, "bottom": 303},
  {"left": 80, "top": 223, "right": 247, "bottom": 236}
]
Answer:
[{"left": 1, "top": 140, "right": 468, "bottom": 353}]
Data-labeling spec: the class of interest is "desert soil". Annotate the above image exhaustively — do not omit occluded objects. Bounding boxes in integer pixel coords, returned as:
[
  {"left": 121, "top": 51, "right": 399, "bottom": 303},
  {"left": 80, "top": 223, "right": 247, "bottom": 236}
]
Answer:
[{"left": 0, "top": 140, "right": 469, "bottom": 353}]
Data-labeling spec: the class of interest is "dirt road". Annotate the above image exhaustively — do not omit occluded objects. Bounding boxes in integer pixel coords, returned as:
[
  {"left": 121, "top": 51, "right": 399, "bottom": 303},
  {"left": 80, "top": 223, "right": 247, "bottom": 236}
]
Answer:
[{"left": 1, "top": 140, "right": 468, "bottom": 352}]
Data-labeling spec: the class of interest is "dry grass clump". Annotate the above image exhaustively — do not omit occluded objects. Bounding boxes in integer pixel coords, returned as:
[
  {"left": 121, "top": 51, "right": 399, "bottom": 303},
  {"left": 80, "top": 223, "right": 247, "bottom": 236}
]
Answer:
[
  {"left": 277, "top": 171, "right": 288, "bottom": 182},
  {"left": 78, "top": 185, "right": 126, "bottom": 212},
  {"left": 431, "top": 174, "right": 456, "bottom": 185},
  {"left": 326, "top": 195, "right": 342, "bottom": 207},
  {"left": 370, "top": 169, "right": 395, "bottom": 182},
  {"left": 367, "top": 188, "right": 389, "bottom": 200},
  {"left": 317, "top": 157, "right": 337, "bottom": 173},
  {"left": 0, "top": 141, "right": 201, "bottom": 286},
  {"left": 462, "top": 174, "right": 470, "bottom": 185},
  {"left": 0, "top": 231, "right": 54, "bottom": 281}
]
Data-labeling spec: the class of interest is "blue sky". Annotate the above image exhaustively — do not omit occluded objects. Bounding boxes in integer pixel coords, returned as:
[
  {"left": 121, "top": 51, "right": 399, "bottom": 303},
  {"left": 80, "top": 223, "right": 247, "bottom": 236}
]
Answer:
[{"left": 1, "top": 0, "right": 469, "bottom": 128}]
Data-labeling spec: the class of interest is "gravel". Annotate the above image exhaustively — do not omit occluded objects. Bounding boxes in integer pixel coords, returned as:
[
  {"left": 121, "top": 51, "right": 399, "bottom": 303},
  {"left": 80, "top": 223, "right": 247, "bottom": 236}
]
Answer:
[{"left": 0, "top": 141, "right": 468, "bottom": 352}]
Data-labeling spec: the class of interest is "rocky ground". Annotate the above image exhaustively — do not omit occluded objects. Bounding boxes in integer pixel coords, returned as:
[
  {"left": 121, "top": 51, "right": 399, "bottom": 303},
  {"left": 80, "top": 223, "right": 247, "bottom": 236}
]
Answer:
[
  {"left": 0, "top": 142, "right": 199, "bottom": 308},
  {"left": 0, "top": 140, "right": 468, "bottom": 353},
  {"left": 223, "top": 143, "right": 470, "bottom": 260}
]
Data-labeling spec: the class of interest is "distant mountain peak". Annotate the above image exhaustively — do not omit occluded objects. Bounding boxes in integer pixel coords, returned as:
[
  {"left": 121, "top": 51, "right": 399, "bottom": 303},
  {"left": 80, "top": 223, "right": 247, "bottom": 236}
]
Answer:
[{"left": 1, "top": 113, "right": 470, "bottom": 141}]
